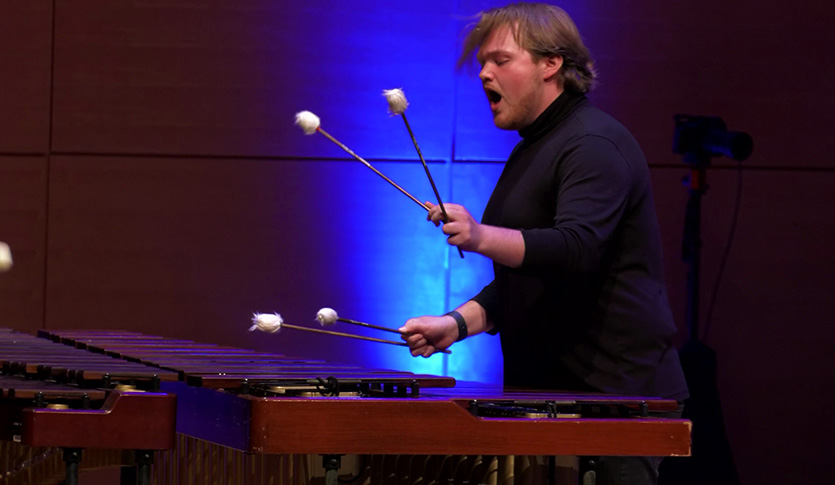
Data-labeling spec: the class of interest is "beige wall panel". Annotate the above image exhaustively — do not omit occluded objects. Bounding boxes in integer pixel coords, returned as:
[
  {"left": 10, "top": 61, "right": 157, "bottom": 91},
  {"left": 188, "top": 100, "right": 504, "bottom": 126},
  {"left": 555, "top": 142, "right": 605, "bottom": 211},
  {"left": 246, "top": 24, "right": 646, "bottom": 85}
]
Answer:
[
  {"left": 0, "top": 2, "right": 52, "bottom": 153},
  {"left": 0, "top": 156, "right": 48, "bottom": 332}
]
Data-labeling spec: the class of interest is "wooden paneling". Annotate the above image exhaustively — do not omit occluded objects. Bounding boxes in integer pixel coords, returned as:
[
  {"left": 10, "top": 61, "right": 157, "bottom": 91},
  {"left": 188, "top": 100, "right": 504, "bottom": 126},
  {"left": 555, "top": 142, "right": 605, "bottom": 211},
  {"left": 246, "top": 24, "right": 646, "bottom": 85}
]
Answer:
[
  {"left": 0, "top": 156, "right": 48, "bottom": 332},
  {"left": 44, "top": 155, "right": 447, "bottom": 368},
  {"left": 652, "top": 166, "right": 835, "bottom": 484},
  {"left": 594, "top": 0, "right": 835, "bottom": 171},
  {"left": 51, "top": 1, "right": 458, "bottom": 161},
  {"left": 696, "top": 169, "right": 834, "bottom": 485},
  {"left": 455, "top": 0, "right": 835, "bottom": 170},
  {"left": 0, "top": 2, "right": 52, "bottom": 153}
]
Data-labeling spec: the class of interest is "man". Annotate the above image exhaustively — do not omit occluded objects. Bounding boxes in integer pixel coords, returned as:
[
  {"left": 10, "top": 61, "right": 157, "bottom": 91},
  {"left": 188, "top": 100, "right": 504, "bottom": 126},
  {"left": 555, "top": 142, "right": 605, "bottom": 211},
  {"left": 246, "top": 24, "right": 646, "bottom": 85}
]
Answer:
[{"left": 399, "top": 3, "right": 688, "bottom": 484}]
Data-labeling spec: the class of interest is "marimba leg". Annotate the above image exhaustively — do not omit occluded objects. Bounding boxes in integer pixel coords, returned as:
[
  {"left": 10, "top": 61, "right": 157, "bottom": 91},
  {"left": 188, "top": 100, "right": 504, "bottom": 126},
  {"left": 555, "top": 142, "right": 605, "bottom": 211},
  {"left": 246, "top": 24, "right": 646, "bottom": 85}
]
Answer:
[
  {"left": 580, "top": 456, "right": 598, "bottom": 485},
  {"left": 63, "top": 448, "right": 82, "bottom": 485},
  {"left": 322, "top": 454, "right": 341, "bottom": 485},
  {"left": 136, "top": 449, "right": 153, "bottom": 485}
]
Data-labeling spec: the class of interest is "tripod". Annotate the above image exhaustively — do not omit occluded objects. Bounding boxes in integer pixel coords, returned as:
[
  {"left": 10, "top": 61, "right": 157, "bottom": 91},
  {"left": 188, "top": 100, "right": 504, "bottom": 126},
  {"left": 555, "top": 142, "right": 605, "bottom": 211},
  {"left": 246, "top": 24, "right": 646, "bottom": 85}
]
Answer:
[{"left": 660, "top": 151, "right": 741, "bottom": 485}]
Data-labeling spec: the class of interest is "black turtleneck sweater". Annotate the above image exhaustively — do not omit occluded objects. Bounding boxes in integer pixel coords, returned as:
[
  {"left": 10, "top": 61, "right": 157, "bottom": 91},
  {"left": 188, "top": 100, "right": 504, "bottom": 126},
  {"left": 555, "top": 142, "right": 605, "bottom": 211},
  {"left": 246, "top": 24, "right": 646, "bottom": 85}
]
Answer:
[{"left": 472, "top": 92, "right": 688, "bottom": 401}]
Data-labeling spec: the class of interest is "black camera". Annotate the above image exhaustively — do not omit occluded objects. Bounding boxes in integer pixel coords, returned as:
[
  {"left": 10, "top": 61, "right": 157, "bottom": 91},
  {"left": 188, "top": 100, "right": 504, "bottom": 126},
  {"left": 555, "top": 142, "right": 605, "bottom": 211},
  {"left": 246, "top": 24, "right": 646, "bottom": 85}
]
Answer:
[{"left": 673, "top": 115, "right": 753, "bottom": 162}]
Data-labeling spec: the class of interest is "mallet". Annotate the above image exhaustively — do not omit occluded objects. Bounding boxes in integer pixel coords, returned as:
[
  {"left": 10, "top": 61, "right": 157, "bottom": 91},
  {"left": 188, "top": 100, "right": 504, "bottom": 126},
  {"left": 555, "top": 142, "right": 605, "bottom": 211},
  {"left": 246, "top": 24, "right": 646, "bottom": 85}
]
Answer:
[
  {"left": 316, "top": 307, "right": 451, "bottom": 355},
  {"left": 250, "top": 312, "right": 414, "bottom": 350},
  {"left": 383, "top": 89, "right": 464, "bottom": 259},
  {"left": 295, "top": 111, "right": 428, "bottom": 211}
]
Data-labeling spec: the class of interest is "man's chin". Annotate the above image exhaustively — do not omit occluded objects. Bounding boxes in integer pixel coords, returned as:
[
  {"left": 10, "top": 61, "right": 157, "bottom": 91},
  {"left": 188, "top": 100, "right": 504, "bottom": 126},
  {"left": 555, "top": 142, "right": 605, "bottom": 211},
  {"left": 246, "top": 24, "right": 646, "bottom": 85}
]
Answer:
[{"left": 492, "top": 116, "right": 520, "bottom": 131}]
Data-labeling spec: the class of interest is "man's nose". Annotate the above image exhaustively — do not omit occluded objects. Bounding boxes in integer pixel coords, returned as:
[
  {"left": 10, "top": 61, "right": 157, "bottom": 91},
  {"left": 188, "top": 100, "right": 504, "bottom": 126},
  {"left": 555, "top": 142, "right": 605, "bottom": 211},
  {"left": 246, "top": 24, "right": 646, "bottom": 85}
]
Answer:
[{"left": 479, "top": 64, "right": 493, "bottom": 83}]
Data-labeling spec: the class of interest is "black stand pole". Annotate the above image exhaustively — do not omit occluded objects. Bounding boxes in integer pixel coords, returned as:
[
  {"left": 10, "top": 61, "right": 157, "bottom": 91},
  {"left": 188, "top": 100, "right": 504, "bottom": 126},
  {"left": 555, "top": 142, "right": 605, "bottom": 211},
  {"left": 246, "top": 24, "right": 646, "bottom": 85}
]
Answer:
[
  {"left": 682, "top": 162, "right": 706, "bottom": 342},
  {"left": 660, "top": 155, "right": 740, "bottom": 485}
]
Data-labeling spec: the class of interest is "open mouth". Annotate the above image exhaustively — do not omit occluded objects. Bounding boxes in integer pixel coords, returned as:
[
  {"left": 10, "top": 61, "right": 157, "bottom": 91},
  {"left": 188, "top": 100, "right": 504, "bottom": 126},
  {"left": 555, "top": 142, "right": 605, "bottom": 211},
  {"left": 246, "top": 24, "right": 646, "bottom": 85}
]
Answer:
[{"left": 485, "top": 88, "right": 502, "bottom": 105}]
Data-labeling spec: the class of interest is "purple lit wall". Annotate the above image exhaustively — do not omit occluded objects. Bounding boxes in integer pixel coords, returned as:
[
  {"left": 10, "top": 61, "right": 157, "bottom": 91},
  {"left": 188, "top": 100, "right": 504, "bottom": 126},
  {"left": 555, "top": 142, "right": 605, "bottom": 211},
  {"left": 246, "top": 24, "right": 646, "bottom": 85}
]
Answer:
[{"left": 1, "top": 1, "right": 833, "bottom": 484}]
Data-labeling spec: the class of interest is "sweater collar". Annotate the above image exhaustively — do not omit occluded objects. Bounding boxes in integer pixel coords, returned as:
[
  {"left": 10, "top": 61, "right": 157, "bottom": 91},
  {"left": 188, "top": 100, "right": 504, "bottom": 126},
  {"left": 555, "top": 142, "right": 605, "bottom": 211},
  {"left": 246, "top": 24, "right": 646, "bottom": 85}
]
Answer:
[{"left": 518, "top": 90, "right": 587, "bottom": 142}]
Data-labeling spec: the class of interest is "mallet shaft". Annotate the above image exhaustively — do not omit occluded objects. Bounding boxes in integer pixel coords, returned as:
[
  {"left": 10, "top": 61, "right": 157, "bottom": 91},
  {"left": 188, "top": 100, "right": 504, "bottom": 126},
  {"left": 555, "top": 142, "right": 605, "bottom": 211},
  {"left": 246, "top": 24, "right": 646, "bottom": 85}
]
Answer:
[
  {"left": 316, "top": 127, "right": 429, "bottom": 211},
  {"left": 283, "top": 322, "right": 451, "bottom": 354},
  {"left": 400, "top": 114, "right": 465, "bottom": 259}
]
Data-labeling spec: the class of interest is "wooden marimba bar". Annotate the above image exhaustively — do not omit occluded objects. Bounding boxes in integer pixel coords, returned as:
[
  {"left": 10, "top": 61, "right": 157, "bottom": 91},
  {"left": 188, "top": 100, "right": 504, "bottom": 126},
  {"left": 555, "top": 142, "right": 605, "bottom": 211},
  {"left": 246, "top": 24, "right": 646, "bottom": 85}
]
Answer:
[
  {"left": 0, "top": 329, "right": 177, "bottom": 485},
  {"left": 36, "top": 329, "right": 692, "bottom": 485}
]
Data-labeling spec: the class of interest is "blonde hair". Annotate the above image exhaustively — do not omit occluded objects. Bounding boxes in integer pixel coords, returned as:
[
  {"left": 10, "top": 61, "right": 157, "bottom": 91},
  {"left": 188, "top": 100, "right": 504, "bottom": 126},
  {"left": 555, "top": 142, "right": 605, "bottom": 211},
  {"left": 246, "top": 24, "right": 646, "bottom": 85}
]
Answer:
[{"left": 458, "top": 2, "right": 597, "bottom": 93}]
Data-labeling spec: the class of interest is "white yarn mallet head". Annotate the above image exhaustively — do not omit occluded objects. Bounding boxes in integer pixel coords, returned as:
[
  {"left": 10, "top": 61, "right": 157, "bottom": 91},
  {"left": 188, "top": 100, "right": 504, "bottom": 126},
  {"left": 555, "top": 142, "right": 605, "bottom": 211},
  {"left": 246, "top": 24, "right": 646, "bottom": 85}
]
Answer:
[
  {"left": 249, "top": 313, "right": 283, "bottom": 333},
  {"left": 316, "top": 307, "right": 338, "bottom": 326},
  {"left": 382, "top": 88, "right": 408, "bottom": 116},
  {"left": 0, "top": 242, "right": 12, "bottom": 272},
  {"left": 295, "top": 111, "right": 321, "bottom": 135}
]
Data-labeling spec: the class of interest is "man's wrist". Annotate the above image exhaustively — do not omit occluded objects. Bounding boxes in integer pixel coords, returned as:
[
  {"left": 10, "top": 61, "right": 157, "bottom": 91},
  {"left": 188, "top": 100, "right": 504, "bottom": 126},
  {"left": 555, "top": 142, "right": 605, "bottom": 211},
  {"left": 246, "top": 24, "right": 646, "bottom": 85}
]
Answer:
[{"left": 445, "top": 310, "right": 468, "bottom": 341}]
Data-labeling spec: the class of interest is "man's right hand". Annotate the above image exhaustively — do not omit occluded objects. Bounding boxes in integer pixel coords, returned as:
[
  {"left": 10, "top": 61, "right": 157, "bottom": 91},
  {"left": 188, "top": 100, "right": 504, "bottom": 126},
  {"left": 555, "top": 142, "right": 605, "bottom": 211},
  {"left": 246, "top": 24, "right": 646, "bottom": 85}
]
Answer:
[{"left": 399, "top": 315, "right": 459, "bottom": 357}]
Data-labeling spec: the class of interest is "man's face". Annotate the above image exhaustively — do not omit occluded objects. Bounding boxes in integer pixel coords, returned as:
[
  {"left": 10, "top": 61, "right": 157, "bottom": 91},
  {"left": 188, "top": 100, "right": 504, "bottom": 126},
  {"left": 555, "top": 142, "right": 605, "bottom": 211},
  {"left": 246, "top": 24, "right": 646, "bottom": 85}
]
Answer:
[{"left": 476, "top": 24, "right": 560, "bottom": 131}]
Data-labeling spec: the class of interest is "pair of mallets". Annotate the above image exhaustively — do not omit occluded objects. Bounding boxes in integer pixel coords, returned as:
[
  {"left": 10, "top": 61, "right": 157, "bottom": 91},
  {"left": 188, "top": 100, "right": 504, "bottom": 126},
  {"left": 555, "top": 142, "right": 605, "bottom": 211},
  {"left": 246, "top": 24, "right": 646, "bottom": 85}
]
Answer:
[
  {"left": 295, "top": 89, "right": 464, "bottom": 259},
  {"left": 250, "top": 309, "right": 451, "bottom": 354}
]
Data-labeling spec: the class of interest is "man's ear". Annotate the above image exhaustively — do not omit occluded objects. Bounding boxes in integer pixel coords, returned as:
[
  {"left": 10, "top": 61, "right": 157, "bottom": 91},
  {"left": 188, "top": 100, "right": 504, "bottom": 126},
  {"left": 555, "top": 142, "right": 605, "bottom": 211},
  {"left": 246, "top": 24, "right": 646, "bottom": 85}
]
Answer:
[{"left": 542, "top": 55, "right": 563, "bottom": 82}]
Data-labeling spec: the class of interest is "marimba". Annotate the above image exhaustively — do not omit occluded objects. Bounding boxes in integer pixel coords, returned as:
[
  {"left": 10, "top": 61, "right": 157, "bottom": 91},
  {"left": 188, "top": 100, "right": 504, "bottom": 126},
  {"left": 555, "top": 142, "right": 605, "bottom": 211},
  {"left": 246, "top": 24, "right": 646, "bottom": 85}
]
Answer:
[
  {"left": 24, "top": 329, "right": 691, "bottom": 485},
  {"left": 0, "top": 329, "right": 177, "bottom": 485}
]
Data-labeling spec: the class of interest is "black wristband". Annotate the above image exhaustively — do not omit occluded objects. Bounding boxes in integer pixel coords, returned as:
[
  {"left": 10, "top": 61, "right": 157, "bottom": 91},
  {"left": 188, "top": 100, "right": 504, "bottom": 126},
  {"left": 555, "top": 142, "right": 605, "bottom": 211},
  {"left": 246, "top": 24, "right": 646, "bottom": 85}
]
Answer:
[{"left": 445, "top": 310, "right": 467, "bottom": 341}]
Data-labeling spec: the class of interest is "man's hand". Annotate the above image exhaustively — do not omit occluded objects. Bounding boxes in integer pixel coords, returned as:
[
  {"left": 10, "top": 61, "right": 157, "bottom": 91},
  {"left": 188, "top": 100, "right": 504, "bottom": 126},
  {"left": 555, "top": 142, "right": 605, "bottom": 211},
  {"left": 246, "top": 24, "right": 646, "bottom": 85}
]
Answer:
[
  {"left": 399, "top": 314, "right": 458, "bottom": 357},
  {"left": 426, "top": 201, "right": 525, "bottom": 268},
  {"left": 426, "top": 201, "right": 483, "bottom": 252}
]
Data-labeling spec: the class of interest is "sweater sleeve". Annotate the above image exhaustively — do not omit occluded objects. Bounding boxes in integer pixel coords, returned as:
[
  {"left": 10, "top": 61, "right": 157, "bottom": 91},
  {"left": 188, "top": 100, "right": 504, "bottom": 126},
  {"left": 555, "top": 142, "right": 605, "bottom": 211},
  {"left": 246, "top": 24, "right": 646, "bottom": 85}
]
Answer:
[
  {"left": 520, "top": 134, "right": 633, "bottom": 275},
  {"left": 470, "top": 279, "right": 500, "bottom": 335}
]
